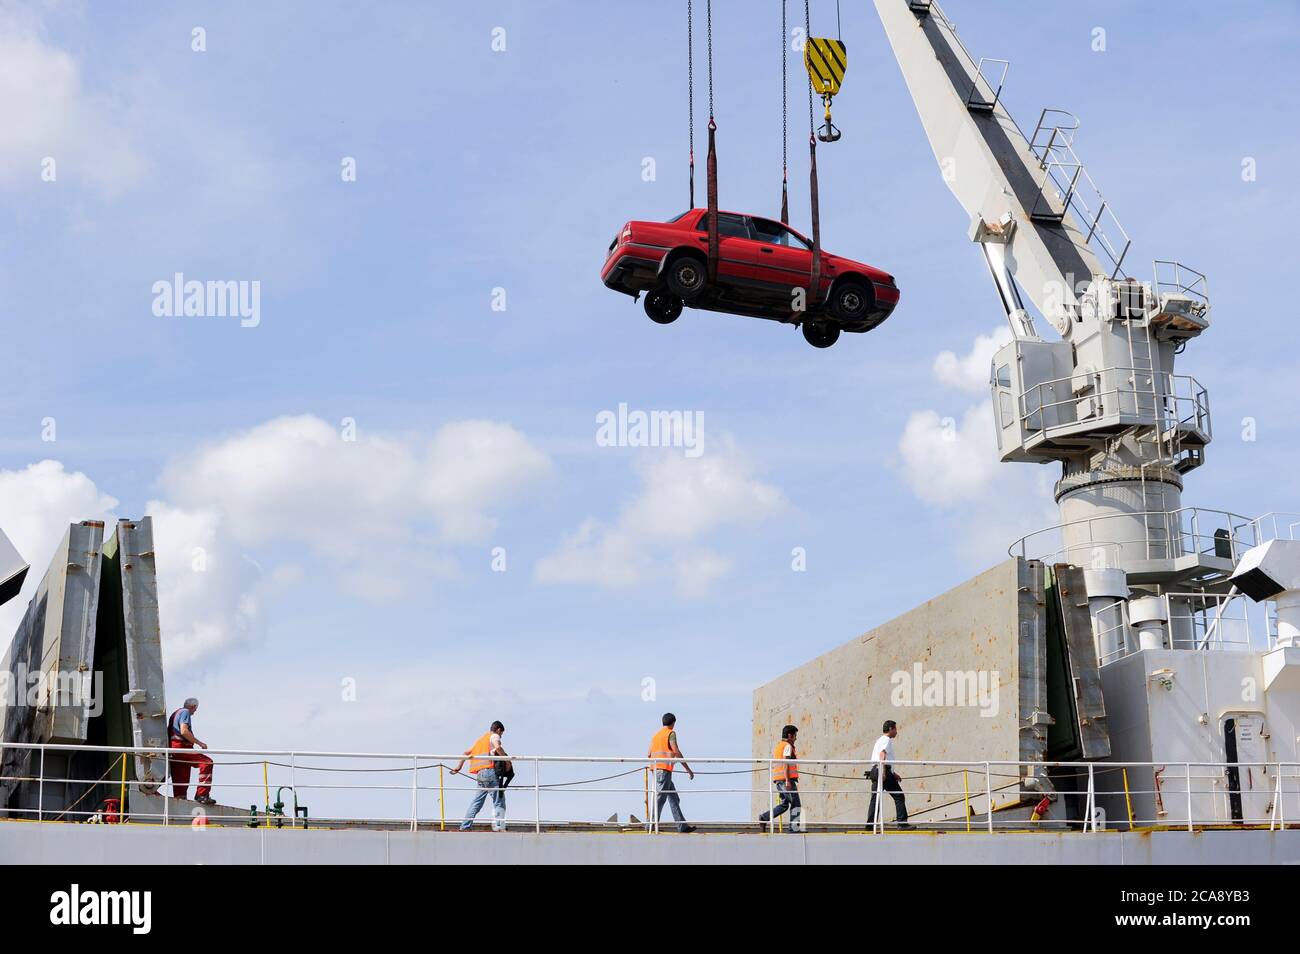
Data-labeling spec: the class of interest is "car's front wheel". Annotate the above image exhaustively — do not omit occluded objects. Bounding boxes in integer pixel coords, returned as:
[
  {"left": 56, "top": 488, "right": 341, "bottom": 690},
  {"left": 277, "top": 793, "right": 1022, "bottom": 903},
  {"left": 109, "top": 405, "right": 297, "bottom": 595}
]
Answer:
[
  {"left": 802, "top": 320, "right": 840, "bottom": 349},
  {"left": 644, "top": 289, "right": 683, "bottom": 324},
  {"left": 828, "top": 280, "right": 873, "bottom": 323},
  {"left": 664, "top": 255, "right": 707, "bottom": 301}
]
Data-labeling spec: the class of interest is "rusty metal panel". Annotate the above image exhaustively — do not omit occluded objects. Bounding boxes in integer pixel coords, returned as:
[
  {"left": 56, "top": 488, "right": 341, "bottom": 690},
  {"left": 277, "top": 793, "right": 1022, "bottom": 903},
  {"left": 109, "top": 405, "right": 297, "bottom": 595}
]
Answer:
[
  {"left": 1053, "top": 564, "right": 1111, "bottom": 759},
  {"left": 0, "top": 522, "right": 104, "bottom": 808},
  {"left": 1017, "top": 559, "right": 1051, "bottom": 764},
  {"left": 752, "top": 558, "right": 1049, "bottom": 826},
  {"left": 115, "top": 518, "right": 168, "bottom": 790}
]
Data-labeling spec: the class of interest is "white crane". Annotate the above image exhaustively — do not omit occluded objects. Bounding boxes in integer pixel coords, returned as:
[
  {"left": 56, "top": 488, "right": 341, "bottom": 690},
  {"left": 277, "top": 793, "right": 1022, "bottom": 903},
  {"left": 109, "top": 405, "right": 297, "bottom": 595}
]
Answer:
[{"left": 875, "top": 0, "right": 1232, "bottom": 659}]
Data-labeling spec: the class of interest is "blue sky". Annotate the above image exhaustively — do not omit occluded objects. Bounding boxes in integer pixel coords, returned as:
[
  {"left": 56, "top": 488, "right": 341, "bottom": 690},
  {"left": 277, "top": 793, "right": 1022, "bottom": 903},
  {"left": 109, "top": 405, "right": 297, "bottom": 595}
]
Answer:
[{"left": 2, "top": 1, "right": 1298, "bottom": 821}]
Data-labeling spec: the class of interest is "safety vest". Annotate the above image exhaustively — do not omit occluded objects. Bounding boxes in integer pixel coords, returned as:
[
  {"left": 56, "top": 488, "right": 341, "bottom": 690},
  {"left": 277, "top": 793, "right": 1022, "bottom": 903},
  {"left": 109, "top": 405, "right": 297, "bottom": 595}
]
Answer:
[
  {"left": 467, "top": 732, "right": 496, "bottom": 774},
  {"left": 650, "top": 726, "right": 675, "bottom": 772},
  {"left": 773, "top": 740, "right": 798, "bottom": 781},
  {"left": 168, "top": 708, "right": 193, "bottom": 749}
]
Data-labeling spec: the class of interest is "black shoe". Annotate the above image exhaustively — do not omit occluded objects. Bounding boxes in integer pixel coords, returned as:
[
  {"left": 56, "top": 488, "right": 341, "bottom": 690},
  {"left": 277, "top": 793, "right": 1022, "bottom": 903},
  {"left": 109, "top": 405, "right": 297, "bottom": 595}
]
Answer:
[
  {"left": 895, "top": 822, "right": 914, "bottom": 830},
  {"left": 195, "top": 795, "right": 216, "bottom": 806},
  {"left": 678, "top": 825, "right": 697, "bottom": 834}
]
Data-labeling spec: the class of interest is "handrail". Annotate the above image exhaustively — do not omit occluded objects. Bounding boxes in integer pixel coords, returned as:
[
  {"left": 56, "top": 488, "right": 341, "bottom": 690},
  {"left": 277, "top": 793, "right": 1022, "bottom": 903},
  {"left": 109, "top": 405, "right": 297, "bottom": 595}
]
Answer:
[
  {"left": 4, "top": 742, "right": 1297, "bottom": 834},
  {"left": 1008, "top": 506, "right": 1257, "bottom": 560}
]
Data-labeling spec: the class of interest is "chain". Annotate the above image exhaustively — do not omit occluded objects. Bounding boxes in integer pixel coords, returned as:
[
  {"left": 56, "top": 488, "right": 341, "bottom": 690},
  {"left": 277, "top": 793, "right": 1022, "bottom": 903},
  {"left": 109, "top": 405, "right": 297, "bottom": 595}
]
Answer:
[
  {"left": 688, "top": 0, "right": 695, "bottom": 208},
  {"left": 805, "top": 0, "right": 814, "bottom": 140},
  {"left": 706, "top": 0, "right": 714, "bottom": 121},
  {"left": 782, "top": 0, "right": 788, "bottom": 178}
]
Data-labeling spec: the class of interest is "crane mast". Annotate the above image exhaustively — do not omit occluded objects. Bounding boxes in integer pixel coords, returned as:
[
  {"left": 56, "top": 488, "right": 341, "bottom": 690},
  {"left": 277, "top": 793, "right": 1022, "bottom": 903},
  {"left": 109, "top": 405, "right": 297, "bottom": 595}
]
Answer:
[{"left": 874, "top": 0, "right": 1231, "bottom": 659}]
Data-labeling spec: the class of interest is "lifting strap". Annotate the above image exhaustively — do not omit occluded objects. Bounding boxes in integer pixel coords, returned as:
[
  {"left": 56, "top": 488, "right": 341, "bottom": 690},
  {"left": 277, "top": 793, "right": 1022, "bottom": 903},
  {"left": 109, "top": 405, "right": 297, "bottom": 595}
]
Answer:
[
  {"left": 805, "top": 0, "right": 821, "bottom": 304},
  {"left": 705, "top": 0, "right": 719, "bottom": 284}
]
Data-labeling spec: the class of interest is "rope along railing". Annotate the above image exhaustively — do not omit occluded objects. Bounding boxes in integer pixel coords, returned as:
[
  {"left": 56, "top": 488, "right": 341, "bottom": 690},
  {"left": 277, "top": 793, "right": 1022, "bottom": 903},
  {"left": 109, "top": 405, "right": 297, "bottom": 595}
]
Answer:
[{"left": 2, "top": 742, "right": 1297, "bottom": 834}]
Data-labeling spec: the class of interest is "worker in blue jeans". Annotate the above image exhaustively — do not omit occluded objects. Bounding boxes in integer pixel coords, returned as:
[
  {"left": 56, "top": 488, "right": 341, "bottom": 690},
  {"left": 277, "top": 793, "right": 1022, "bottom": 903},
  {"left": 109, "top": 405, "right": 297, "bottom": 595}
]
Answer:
[{"left": 453, "top": 721, "right": 508, "bottom": 831}]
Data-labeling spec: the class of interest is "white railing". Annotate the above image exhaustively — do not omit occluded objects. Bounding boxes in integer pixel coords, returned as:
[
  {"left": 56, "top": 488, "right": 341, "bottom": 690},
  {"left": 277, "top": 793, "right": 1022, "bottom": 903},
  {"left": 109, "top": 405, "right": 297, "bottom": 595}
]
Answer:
[
  {"left": 1017, "top": 368, "right": 1210, "bottom": 446},
  {"left": 1028, "top": 108, "right": 1132, "bottom": 278},
  {"left": 1153, "top": 260, "right": 1210, "bottom": 310},
  {"left": 1010, "top": 506, "right": 1257, "bottom": 566},
  {"left": 1094, "top": 590, "right": 1266, "bottom": 665},
  {"left": 2, "top": 742, "right": 1297, "bottom": 835},
  {"left": 1251, "top": 512, "right": 1300, "bottom": 544}
]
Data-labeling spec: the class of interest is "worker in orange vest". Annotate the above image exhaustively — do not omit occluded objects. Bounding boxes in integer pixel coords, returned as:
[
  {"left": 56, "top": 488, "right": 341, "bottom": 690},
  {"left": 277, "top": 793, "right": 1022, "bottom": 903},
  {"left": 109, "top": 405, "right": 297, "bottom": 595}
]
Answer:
[
  {"left": 647, "top": 713, "right": 696, "bottom": 833},
  {"left": 759, "top": 724, "right": 801, "bottom": 831},
  {"left": 452, "top": 720, "right": 508, "bottom": 831}
]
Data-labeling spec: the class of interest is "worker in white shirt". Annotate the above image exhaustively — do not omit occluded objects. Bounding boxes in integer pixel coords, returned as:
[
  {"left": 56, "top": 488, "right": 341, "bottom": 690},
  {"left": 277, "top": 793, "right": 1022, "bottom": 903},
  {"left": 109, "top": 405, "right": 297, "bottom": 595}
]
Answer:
[{"left": 866, "top": 719, "right": 911, "bottom": 829}]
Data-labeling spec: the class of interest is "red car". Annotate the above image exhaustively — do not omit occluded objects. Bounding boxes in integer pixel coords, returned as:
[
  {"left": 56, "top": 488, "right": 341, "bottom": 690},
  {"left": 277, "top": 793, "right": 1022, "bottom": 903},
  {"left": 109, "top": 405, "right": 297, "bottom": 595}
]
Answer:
[{"left": 601, "top": 208, "right": 899, "bottom": 347}]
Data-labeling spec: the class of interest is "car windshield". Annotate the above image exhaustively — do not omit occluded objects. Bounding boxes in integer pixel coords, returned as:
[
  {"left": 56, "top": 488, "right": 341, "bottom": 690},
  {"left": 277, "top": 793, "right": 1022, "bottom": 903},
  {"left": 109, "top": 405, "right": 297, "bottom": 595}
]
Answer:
[
  {"left": 750, "top": 217, "right": 811, "bottom": 250},
  {"left": 666, "top": 210, "right": 693, "bottom": 223}
]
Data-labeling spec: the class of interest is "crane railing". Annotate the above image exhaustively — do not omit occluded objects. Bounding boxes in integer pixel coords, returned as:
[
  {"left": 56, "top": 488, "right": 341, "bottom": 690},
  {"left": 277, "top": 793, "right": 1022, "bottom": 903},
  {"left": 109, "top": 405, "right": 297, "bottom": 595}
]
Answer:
[{"left": 1028, "top": 108, "right": 1132, "bottom": 278}]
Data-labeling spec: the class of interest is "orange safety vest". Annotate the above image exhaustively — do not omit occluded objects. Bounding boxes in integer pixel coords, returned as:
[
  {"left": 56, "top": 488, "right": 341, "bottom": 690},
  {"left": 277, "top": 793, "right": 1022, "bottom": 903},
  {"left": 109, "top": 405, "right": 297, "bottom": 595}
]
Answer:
[
  {"left": 773, "top": 740, "right": 798, "bottom": 782},
  {"left": 467, "top": 731, "right": 496, "bottom": 774},
  {"left": 650, "top": 726, "right": 675, "bottom": 772}
]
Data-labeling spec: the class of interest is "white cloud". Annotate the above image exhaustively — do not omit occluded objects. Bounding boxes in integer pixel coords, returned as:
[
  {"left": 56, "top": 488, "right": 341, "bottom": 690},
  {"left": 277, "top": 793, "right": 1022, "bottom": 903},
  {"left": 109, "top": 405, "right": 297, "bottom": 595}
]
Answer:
[
  {"left": 898, "top": 404, "right": 1001, "bottom": 506},
  {"left": 535, "top": 440, "right": 784, "bottom": 595},
  {"left": 932, "top": 325, "right": 1012, "bottom": 393},
  {"left": 160, "top": 414, "right": 549, "bottom": 549},
  {"left": 2, "top": 416, "right": 551, "bottom": 669},
  {"left": 0, "top": 9, "right": 144, "bottom": 194},
  {"left": 146, "top": 500, "right": 260, "bottom": 671},
  {"left": 0, "top": 460, "right": 118, "bottom": 642},
  {"left": 898, "top": 327, "right": 1055, "bottom": 564},
  {"left": 154, "top": 414, "right": 550, "bottom": 644}
]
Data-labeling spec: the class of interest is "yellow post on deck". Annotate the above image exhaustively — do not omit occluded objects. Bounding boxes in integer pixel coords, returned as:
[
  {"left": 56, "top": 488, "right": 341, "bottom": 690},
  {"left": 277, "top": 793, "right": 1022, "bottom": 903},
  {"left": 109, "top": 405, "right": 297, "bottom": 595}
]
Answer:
[
  {"left": 262, "top": 761, "right": 270, "bottom": 828},
  {"left": 439, "top": 764, "right": 446, "bottom": 832},
  {"left": 119, "top": 752, "right": 127, "bottom": 820},
  {"left": 1123, "top": 768, "right": 1135, "bottom": 830},
  {"left": 964, "top": 769, "right": 971, "bottom": 832}
]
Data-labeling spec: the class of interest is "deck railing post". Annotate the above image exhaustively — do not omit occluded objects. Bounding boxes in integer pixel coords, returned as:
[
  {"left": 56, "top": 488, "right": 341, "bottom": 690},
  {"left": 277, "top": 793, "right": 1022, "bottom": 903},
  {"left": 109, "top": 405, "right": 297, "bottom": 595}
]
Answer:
[
  {"left": 37, "top": 747, "right": 45, "bottom": 822},
  {"left": 985, "top": 762, "right": 994, "bottom": 833},
  {"left": 768, "top": 759, "right": 775, "bottom": 834},
  {"left": 1086, "top": 763, "right": 1096, "bottom": 832},
  {"left": 1186, "top": 762, "right": 1194, "bottom": 832},
  {"left": 534, "top": 759, "right": 541, "bottom": 834},
  {"left": 409, "top": 755, "right": 418, "bottom": 833},
  {"left": 650, "top": 761, "right": 659, "bottom": 833}
]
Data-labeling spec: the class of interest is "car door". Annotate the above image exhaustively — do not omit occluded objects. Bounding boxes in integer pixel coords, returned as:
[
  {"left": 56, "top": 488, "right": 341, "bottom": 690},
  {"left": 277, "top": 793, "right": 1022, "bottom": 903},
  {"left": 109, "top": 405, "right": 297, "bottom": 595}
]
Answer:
[
  {"left": 694, "top": 212, "right": 765, "bottom": 286},
  {"left": 749, "top": 217, "right": 814, "bottom": 300}
]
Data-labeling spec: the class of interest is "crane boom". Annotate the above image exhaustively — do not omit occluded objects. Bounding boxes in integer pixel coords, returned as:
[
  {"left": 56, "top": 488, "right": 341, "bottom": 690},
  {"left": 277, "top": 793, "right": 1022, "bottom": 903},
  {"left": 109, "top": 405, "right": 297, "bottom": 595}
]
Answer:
[
  {"left": 875, "top": 0, "right": 1226, "bottom": 615},
  {"left": 874, "top": 0, "right": 1129, "bottom": 338}
]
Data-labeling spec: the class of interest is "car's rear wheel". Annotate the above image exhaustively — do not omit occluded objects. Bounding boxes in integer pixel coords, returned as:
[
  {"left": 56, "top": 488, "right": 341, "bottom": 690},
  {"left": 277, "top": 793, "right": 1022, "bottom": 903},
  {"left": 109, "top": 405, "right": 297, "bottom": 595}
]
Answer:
[
  {"left": 828, "top": 280, "right": 873, "bottom": 323},
  {"left": 644, "top": 289, "right": 683, "bottom": 324},
  {"left": 802, "top": 320, "right": 840, "bottom": 348},
  {"left": 664, "top": 255, "right": 707, "bottom": 301}
]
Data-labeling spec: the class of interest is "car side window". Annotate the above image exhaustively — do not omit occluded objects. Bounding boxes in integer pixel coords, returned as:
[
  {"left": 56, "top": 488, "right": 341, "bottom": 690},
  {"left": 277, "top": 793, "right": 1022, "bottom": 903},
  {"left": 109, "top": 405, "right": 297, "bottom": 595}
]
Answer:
[
  {"left": 750, "top": 217, "right": 811, "bottom": 250},
  {"left": 698, "top": 213, "right": 753, "bottom": 239}
]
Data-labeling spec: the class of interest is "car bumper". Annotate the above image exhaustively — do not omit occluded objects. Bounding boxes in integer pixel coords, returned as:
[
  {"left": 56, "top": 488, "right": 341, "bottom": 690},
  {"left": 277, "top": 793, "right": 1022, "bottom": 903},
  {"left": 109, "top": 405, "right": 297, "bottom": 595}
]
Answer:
[{"left": 601, "top": 245, "right": 669, "bottom": 296}]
